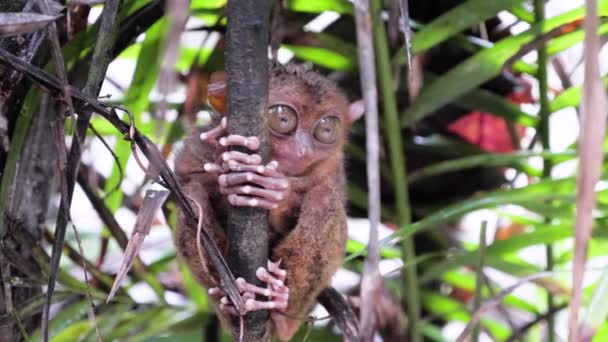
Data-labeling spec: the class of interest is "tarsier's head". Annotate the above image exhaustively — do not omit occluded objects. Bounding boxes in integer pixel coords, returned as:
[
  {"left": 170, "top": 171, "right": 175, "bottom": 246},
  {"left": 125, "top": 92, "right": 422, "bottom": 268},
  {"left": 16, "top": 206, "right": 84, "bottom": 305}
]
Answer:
[{"left": 208, "top": 63, "right": 363, "bottom": 177}]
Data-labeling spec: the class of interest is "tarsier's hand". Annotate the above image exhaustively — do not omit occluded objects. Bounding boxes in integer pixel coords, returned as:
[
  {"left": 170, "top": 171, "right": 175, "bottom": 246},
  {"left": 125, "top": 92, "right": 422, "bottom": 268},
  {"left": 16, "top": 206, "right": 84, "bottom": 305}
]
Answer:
[
  {"left": 200, "top": 118, "right": 290, "bottom": 210},
  {"left": 209, "top": 260, "right": 289, "bottom": 315}
]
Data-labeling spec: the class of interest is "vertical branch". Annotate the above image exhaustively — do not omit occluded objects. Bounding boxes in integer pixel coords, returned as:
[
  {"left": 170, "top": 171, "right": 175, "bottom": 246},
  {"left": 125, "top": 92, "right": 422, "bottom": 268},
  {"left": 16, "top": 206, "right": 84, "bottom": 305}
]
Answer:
[
  {"left": 569, "top": 0, "right": 607, "bottom": 340},
  {"left": 370, "top": 0, "right": 420, "bottom": 340},
  {"left": 353, "top": 0, "right": 382, "bottom": 340},
  {"left": 224, "top": 0, "right": 272, "bottom": 340},
  {"left": 533, "top": 1, "right": 556, "bottom": 340}
]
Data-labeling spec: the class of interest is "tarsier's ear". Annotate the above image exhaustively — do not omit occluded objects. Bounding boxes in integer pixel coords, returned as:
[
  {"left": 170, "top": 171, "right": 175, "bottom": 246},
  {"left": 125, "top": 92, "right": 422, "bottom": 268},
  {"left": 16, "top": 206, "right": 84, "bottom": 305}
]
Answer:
[
  {"left": 348, "top": 99, "right": 365, "bottom": 124},
  {"left": 207, "top": 71, "right": 227, "bottom": 114}
]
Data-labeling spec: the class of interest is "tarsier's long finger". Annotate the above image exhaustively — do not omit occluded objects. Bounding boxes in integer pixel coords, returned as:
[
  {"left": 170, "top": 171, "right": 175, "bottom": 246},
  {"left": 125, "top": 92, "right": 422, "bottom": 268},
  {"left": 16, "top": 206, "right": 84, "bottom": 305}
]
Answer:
[
  {"left": 243, "top": 291, "right": 255, "bottom": 301},
  {"left": 227, "top": 194, "right": 278, "bottom": 210},
  {"left": 267, "top": 260, "right": 287, "bottom": 283},
  {"left": 219, "top": 135, "right": 260, "bottom": 151},
  {"left": 221, "top": 151, "right": 262, "bottom": 165},
  {"left": 245, "top": 297, "right": 288, "bottom": 311},
  {"left": 257, "top": 267, "right": 285, "bottom": 289},
  {"left": 220, "top": 185, "right": 285, "bottom": 203},
  {"left": 203, "top": 162, "right": 227, "bottom": 174},
  {"left": 208, "top": 287, "right": 225, "bottom": 299},
  {"left": 235, "top": 278, "right": 288, "bottom": 301},
  {"left": 219, "top": 172, "right": 289, "bottom": 191},
  {"left": 199, "top": 117, "right": 227, "bottom": 142},
  {"left": 219, "top": 297, "right": 239, "bottom": 316},
  {"left": 224, "top": 161, "right": 284, "bottom": 178}
]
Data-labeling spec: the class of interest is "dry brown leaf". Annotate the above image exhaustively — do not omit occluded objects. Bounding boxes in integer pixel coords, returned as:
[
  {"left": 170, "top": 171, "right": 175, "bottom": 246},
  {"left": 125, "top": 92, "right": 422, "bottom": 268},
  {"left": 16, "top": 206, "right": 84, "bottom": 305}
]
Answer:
[{"left": 107, "top": 189, "right": 170, "bottom": 302}]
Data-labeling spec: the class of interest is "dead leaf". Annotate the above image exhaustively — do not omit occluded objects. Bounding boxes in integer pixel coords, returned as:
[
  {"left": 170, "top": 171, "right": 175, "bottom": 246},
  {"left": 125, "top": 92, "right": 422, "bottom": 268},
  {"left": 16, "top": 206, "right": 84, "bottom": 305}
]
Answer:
[
  {"left": 107, "top": 189, "right": 170, "bottom": 302},
  {"left": 0, "top": 13, "right": 59, "bottom": 38}
]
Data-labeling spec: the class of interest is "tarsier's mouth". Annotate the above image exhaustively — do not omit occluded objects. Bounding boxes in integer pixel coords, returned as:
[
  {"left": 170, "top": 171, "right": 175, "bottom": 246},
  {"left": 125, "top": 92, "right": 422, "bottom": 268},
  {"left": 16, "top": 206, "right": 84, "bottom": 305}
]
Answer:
[{"left": 279, "top": 158, "right": 332, "bottom": 178}]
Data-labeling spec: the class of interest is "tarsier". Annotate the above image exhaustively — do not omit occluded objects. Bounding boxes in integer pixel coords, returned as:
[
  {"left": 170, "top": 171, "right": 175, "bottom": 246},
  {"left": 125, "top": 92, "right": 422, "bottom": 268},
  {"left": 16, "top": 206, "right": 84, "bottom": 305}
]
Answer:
[{"left": 175, "top": 63, "right": 362, "bottom": 340}]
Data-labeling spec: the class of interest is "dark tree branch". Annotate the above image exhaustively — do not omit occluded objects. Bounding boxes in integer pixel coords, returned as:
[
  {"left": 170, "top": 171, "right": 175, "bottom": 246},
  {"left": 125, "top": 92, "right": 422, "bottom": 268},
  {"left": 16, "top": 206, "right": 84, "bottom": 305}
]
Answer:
[
  {"left": 224, "top": 0, "right": 272, "bottom": 339},
  {"left": 318, "top": 287, "right": 359, "bottom": 341}
]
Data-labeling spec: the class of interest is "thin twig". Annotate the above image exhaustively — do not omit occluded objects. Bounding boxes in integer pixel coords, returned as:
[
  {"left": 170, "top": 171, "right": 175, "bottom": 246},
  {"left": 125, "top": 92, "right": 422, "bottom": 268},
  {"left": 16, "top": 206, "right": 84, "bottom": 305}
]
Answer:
[
  {"left": 87, "top": 123, "right": 124, "bottom": 198},
  {"left": 187, "top": 195, "right": 207, "bottom": 286}
]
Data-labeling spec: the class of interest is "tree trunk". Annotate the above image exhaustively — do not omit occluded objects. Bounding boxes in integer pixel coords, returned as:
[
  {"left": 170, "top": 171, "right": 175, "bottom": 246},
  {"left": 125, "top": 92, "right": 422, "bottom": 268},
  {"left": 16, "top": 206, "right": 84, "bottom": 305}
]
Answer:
[{"left": 224, "top": 0, "right": 272, "bottom": 340}]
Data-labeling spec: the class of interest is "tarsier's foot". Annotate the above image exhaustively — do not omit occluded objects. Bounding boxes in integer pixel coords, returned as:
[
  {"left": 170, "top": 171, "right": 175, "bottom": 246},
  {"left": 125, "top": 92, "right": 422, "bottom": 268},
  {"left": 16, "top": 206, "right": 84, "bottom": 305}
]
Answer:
[
  {"left": 208, "top": 260, "right": 289, "bottom": 315},
  {"left": 200, "top": 123, "right": 290, "bottom": 210}
]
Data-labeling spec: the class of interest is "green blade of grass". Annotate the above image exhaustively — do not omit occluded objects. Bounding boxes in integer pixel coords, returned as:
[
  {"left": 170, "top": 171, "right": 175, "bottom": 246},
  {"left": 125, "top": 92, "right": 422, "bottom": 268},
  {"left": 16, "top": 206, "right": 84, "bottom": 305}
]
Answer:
[{"left": 412, "top": 0, "right": 525, "bottom": 53}]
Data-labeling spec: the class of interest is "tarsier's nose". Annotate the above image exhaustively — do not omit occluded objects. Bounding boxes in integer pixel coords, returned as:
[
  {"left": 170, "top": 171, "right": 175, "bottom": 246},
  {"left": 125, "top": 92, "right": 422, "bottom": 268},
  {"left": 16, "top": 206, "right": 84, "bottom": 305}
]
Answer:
[{"left": 297, "top": 135, "right": 314, "bottom": 157}]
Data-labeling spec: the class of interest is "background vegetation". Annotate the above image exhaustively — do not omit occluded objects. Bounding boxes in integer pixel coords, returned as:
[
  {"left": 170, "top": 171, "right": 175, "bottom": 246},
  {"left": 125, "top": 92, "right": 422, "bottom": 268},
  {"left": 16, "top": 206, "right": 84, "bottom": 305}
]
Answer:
[{"left": 0, "top": 0, "right": 607, "bottom": 341}]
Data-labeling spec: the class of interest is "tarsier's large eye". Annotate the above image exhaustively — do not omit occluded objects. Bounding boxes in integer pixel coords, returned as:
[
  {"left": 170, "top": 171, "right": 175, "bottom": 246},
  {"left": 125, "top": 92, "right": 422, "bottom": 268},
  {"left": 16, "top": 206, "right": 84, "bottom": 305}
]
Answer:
[
  {"left": 313, "top": 116, "right": 340, "bottom": 144},
  {"left": 269, "top": 104, "right": 298, "bottom": 134}
]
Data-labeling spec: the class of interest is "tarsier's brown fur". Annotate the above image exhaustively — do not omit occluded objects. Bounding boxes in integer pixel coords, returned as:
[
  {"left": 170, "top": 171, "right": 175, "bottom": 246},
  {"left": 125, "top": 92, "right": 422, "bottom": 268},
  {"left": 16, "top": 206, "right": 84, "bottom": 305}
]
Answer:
[{"left": 174, "top": 63, "right": 360, "bottom": 340}]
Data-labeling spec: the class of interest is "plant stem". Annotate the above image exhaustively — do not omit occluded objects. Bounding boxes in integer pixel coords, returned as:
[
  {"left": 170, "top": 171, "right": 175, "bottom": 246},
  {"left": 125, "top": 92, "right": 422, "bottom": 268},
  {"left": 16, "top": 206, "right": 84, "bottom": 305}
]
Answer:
[
  {"left": 534, "top": 0, "right": 555, "bottom": 341},
  {"left": 370, "top": 0, "right": 420, "bottom": 340},
  {"left": 472, "top": 221, "right": 488, "bottom": 342}
]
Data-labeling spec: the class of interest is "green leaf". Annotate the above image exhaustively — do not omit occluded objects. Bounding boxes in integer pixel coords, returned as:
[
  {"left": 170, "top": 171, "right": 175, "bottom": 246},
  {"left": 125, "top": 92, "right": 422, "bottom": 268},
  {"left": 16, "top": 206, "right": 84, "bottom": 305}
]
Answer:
[
  {"left": 420, "top": 224, "right": 572, "bottom": 283},
  {"left": 453, "top": 86, "right": 538, "bottom": 126},
  {"left": 79, "top": 304, "right": 132, "bottom": 341},
  {"left": 285, "top": 44, "right": 355, "bottom": 71},
  {"left": 422, "top": 293, "right": 509, "bottom": 340},
  {"left": 583, "top": 269, "right": 608, "bottom": 330},
  {"left": 346, "top": 239, "right": 401, "bottom": 259},
  {"left": 382, "top": 178, "right": 576, "bottom": 247},
  {"left": 551, "top": 73, "right": 608, "bottom": 112},
  {"left": 412, "top": 0, "right": 525, "bottom": 53},
  {"left": 0, "top": 91, "right": 39, "bottom": 237},
  {"left": 283, "top": 34, "right": 357, "bottom": 71},
  {"left": 408, "top": 150, "right": 575, "bottom": 183},
  {"left": 31, "top": 301, "right": 89, "bottom": 341},
  {"left": 178, "top": 258, "right": 210, "bottom": 310},
  {"left": 51, "top": 322, "right": 90, "bottom": 342},
  {"left": 190, "top": 0, "right": 226, "bottom": 9},
  {"left": 119, "top": 44, "right": 213, "bottom": 72},
  {"left": 509, "top": 4, "right": 535, "bottom": 23},
  {"left": 547, "top": 20, "right": 608, "bottom": 56},
  {"left": 420, "top": 323, "right": 449, "bottom": 342},
  {"left": 593, "top": 321, "right": 608, "bottom": 342},
  {"left": 103, "top": 19, "right": 167, "bottom": 300},
  {"left": 106, "top": 307, "right": 164, "bottom": 340},
  {"left": 403, "top": 3, "right": 608, "bottom": 126},
  {"left": 285, "top": 0, "right": 353, "bottom": 15},
  {"left": 104, "top": 18, "right": 167, "bottom": 212},
  {"left": 422, "top": 292, "right": 469, "bottom": 321}
]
